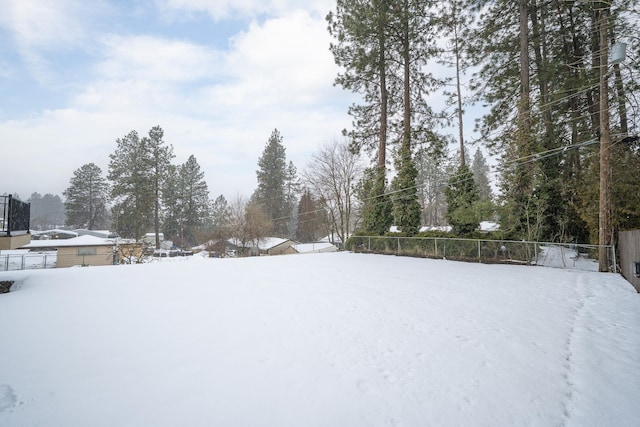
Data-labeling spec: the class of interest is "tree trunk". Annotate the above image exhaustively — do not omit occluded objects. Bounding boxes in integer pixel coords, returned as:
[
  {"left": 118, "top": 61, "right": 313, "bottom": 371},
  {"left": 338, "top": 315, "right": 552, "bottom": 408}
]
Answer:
[
  {"left": 598, "top": 3, "right": 612, "bottom": 271},
  {"left": 453, "top": 3, "right": 465, "bottom": 167},
  {"left": 378, "top": 1, "right": 388, "bottom": 169}
]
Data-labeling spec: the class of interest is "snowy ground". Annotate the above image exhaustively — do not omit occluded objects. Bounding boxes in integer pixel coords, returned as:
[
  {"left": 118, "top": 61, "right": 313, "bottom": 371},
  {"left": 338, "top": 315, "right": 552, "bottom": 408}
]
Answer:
[{"left": 1, "top": 252, "right": 639, "bottom": 426}]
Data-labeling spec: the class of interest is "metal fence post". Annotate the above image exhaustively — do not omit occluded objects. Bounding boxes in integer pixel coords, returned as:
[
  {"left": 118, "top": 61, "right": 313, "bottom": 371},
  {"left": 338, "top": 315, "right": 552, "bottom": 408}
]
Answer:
[{"left": 478, "top": 240, "right": 481, "bottom": 263}]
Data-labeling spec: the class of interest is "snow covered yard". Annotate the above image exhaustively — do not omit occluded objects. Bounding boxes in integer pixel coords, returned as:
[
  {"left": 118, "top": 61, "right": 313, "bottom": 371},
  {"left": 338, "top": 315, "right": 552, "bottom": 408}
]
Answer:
[{"left": 0, "top": 252, "right": 639, "bottom": 426}]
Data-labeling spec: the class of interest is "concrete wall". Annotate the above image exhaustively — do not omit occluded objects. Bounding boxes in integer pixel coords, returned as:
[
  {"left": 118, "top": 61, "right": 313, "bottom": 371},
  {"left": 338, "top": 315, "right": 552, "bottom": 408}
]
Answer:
[
  {"left": 619, "top": 230, "right": 640, "bottom": 293},
  {"left": 0, "top": 234, "right": 31, "bottom": 250}
]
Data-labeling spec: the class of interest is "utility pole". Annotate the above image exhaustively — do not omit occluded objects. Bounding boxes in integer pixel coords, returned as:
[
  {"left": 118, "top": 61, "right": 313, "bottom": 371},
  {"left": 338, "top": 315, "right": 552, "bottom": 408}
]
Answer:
[{"left": 598, "top": 3, "right": 612, "bottom": 272}]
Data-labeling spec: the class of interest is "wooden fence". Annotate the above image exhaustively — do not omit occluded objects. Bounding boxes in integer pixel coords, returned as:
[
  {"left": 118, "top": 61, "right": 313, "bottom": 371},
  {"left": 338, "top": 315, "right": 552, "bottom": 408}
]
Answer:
[{"left": 619, "top": 230, "right": 640, "bottom": 292}]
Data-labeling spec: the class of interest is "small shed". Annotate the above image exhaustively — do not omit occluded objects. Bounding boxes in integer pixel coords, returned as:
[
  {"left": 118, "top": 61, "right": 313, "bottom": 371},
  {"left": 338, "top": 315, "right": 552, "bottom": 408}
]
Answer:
[
  {"left": 292, "top": 242, "right": 338, "bottom": 254},
  {"left": 618, "top": 230, "right": 640, "bottom": 293},
  {"left": 21, "top": 235, "right": 116, "bottom": 268},
  {"left": 254, "top": 237, "right": 298, "bottom": 256}
]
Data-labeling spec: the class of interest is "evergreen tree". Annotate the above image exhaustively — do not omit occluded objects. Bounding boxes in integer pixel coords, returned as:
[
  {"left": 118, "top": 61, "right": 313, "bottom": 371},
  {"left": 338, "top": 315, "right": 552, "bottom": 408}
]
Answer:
[
  {"left": 415, "top": 144, "right": 451, "bottom": 227},
  {"left": 144, "top": 126, "right": 175, "bottom": 248},
  {"left": 327, "top": 0, "right": 397, "bottom": 237},
  {"left": 436, "top": 0, "right": 473, "bottom": 168},
  {"left": 63, "top": 163, "right": 110, "bottom": 229},
  {"left": 108, "top": 130, "right": 154, "bottom": 240},
  {"left": 358, "top": 167, "right": 393, "bottom": 235},
  {"left": 327, "top": 0, "right": 397, "bottom": 167},
  {"left": 467, "top": 1, "right": 640, "bottom": 243},
  {"left": 211, "top": 195, "right": 231, "bottom": 240},
  {"left": 391, "top": 145, "right": 422, "bottom": 235},
  {"left": 285, "top": 161, "right": 301, "bottom": 237},
  {"left": 161, "top": 164, "right": 181, "bottom": 244},
  {"left": 252, "top": 129, "right": 293, "bottom": 237},
  {"left": 178, "top": 155, "right": 210, "bottom": 247},
  {"left": 295, "top": 189, "right": 323, "bottom": 242},
  {"left": 160, "top": 156, "right": 210, "bottom": 247},
  {"left": 470, "top": 148, "right": 492, "bottom": 201},
  {"left": 445, "top": 165, "right": 480, "bottom": 235},
  {"left": 28, "top": 193, "right": 66, "bottom": 230}
]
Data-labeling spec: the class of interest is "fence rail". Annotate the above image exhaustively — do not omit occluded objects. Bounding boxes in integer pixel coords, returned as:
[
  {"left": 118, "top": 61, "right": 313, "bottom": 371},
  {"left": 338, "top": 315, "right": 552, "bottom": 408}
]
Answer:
[
  {"left": 347, "top": 236, "right": 616, "bottom": 273},
  {"left": 0, "top": 252, "right": 57, "bottom": 271}
]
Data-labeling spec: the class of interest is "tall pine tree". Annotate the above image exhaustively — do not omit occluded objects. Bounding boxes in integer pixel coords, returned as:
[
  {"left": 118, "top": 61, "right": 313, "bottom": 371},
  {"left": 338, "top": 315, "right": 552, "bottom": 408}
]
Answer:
[
  {"left": 252, "top": 129, "right": 295, "bottom": 237},
  {"left": 108, "top": 130, "right": 154, "bottom": 240},
  {"left": 63, "top": 163, "right": 110, "bottom": 229}
]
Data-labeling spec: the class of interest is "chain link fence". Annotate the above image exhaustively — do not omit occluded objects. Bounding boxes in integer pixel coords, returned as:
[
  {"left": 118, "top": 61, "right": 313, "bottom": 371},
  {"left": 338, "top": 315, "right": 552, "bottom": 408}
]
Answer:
[
  {"left": 346, "top": 236, "right": 616, "bottom": 273},
  {"left": 0, "top": 251, "right": 57, "bottom": 271}
]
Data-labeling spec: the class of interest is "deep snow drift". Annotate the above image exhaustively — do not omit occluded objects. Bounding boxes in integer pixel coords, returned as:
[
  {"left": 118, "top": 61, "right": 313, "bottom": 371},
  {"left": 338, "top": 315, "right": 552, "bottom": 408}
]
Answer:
[{"left": 1, "top": 252, "right": 639, "bottom": 426}]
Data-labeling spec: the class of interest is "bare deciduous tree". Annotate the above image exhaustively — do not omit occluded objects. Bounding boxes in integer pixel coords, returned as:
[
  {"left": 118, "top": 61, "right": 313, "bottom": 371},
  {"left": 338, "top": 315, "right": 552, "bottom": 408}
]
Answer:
[
  {"left": 302, "top": 139, "right": 363, "bottom": 245},
  {"left": 227, "top": 195, "right": 272, "bottom": 256}
]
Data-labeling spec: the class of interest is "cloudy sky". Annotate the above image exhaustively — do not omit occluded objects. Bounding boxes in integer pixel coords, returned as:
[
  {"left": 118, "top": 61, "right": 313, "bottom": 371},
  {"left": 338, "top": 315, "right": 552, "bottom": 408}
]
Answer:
[
  {"left": 1, "top": 0, "right": 369, "bottom": 201},
  {"left": 1, "top": 0, "right": 489, "bottom": 205}
]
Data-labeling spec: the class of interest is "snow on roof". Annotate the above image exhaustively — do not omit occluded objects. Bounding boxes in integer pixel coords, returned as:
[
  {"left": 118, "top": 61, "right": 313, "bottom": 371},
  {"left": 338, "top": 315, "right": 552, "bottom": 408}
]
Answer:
[
  {"left": 480, "top": 221, "right": 500, "bottom": 232},
  {"left": 255, "top": 237, "right": 290, "bottom": 250},
  {"left": 22, "top": 235, "right": 113, "bottom": 248},
  {"left": 292, "top": 242, "right": 337, "bottom": 253},
  {"left": 31, "top": 229, "right": 78, "bottom": 237},
  {"left": 319, "top": 234, "right": 344, "bottom": 244},
  {"left": 419, "top": 225, "right": 452, "bottom": 232},
  {"left": 73, "top": 229, "right": 114, "bottom": 238}
]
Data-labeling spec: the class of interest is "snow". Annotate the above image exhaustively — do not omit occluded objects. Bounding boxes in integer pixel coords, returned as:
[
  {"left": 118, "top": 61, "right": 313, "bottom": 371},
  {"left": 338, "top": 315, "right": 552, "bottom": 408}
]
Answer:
[
  {"left": 0, "top": 250, "right": 57, "bottom": 271},
  {"left": 255, "top": 237, "right": 290, "bottom": 250},
  {"left": 292, "top": 242, "right": 337, "bottom": 253},
  {"left": 21, "top": 234, "right": 113, "bottom": 249},
  {"left": 1, "top": 252, "right": 639, "bottom": 426},
  {"left": 480, "top": 221, "right": 500, "bottom": 231}
]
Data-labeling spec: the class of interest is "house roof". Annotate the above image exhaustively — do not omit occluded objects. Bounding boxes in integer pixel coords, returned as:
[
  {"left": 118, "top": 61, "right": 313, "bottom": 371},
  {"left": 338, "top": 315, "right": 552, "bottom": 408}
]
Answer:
[
  {"left": 22, "top": 235, "right": 114, "bottom": 249},
  {"left": 31, "top": 229, "right": 79, "bottom": 238},
  {"left": 73, "top": 229, "right": 116, "bottom": 238},
  {"left": 255, "top": 237, "right": 292, "bottom": 250},
  {"left": 292, "top": 242, "right": 337, "bottom": 253}
]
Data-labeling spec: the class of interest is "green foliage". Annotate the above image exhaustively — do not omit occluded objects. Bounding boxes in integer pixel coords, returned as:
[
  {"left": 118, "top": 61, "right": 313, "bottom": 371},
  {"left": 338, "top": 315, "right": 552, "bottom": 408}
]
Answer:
[
  {"left": 166, "top": 155, "right": 210, "bottom": 247},
  {"left": 210, "top": 195, "right": 231, "bottom": 240},
  {"left": 577, "top": 144, "right": 640, "bottom": 243},
  {"left": 445, "top": 165, "right": 480, "bottom": 235},
  {"left": 108, "top": 130, "right": 154, "bottom": 239},
  {"left": 63, "top": 163, "right": 110, "bottom": 229},
  {"left": 391, "top": 145, "right": 422, "bottom": 236},
  {"left": 295, "top": 189, "right": 324, "bottom": 242},
  {"left": 470, "top": 148, "right": 492, "bottom": 201},
  {"left": 108, "top": 126, "right": 174, "bottom": 243},
  {"left": 252, "top": 129, "right": 297, "bottom": 237},
  {"left": 358, "top": 167, "right": 393, "bottom": 235}
]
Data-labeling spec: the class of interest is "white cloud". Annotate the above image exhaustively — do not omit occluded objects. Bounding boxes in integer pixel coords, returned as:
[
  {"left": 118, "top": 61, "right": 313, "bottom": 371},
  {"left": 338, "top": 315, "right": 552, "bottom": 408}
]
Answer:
[
  {"left": 0, "top": 0, "right": 110, "bottom": 82},
  {"left": 223, "top": 10, "right": 337, "bottom": 105},
  {"left": 96, "top": 35, "right": 222, "bottom": 83},
  {"left": 157, "top": 0, "right": 335, "bottom": 21},
  {"left": 0, "top": 0, "right": 86, "bottom": 49},
  {"left": 1, "top": 3, "right": 356, "bottom": 201}
]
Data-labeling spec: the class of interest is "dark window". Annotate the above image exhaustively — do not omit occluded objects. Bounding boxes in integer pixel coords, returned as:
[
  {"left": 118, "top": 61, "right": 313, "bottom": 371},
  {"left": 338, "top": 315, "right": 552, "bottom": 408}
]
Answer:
[
  {"left": 77, "top": 247, "right": 97, "bottom": 256},
  {"left": 634, "top": 262, "right": 640, "bottom": 277}
]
